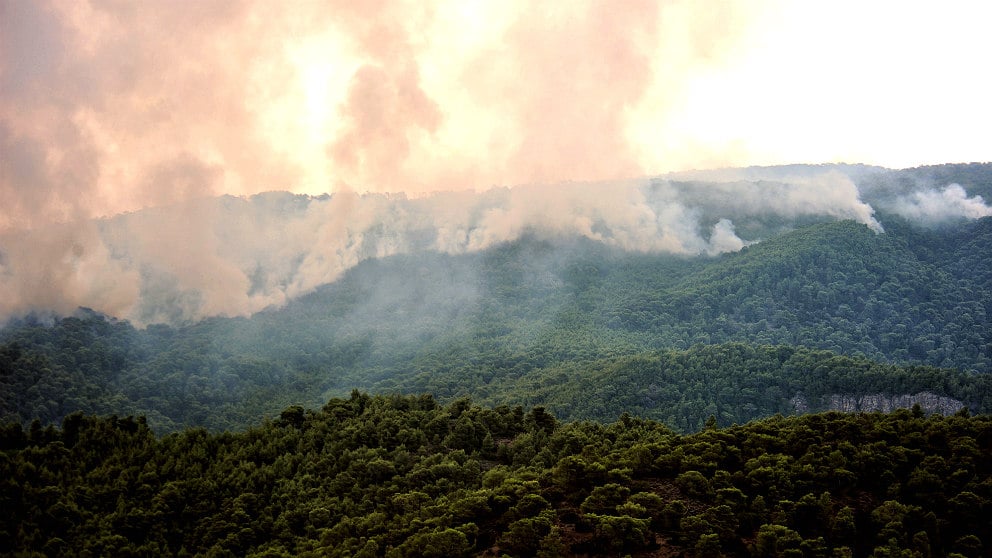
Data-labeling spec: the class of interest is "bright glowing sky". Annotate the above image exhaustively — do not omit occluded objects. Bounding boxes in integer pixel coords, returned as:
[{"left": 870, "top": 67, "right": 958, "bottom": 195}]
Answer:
[{"left": 1, "top": 0, "right": 990, "bottom": 230}]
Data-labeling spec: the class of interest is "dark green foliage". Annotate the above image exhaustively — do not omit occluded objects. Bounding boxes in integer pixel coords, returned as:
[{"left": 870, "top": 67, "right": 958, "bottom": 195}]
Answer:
[
  {"left": 500, "top": 343, "right": 991, "bottom": 431},
  {"left": 2, "top": 398, "right": 991, "bottom": 556}
]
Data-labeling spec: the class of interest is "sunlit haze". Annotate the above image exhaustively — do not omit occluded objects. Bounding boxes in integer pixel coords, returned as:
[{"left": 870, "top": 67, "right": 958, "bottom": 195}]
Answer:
[
  {"left": 3, "top": 0, "right": 990, "bottom": 228},
  {"left": 2, "top": 0, "right": 992, "bottom": 324}
]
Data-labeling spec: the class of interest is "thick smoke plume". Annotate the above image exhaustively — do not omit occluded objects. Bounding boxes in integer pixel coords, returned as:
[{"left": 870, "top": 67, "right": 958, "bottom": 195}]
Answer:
[
  {"left": 0, "top": 169, "right": 905, "bottom": 325},
  {"left": 885, "top": 184, "right": 992, "bottom": 223},
  {"left": 3, "top": 2, "right": 990, "bottom": 325},
  {"left": 0, "top": 0, "right": 755, "bottom": 229},
  {"left": 4, "top": 1, "right": 990, "bottom": 232}
]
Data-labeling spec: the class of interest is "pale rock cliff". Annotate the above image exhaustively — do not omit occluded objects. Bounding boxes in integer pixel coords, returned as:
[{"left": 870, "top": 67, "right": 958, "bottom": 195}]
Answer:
[{"left": 790, "top": 392, "right": 964, "bottom": 415}]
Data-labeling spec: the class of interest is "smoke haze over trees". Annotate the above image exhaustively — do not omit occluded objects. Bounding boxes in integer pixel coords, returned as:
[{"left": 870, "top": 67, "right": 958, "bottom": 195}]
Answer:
[
  {"left": 5, "top": 1, "right": 988, "bottom": 229},
  {"left": 1, "top": 164, "right": 990, "bottom": 325},
  {"left": 4, "top": 2, "right": 992, "bottom": 555},
  {"left": 2, "top": 166, "right": 991, "bottom": 433}
]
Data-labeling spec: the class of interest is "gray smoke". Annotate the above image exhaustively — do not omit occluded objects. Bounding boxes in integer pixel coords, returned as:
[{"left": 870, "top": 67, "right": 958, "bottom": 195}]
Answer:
[
  {"left": 0, "top": 171, "right": 870, "bottom": 324},
  {"left": 884, "top": 184, "right": 992, "bottom": 223},
  {"left": 1, "top": 166, "right": 987, "bottom": 326}
]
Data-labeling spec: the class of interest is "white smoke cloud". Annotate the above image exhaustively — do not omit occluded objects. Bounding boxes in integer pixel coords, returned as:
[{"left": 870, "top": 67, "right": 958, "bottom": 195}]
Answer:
[
  {"left": 0, "top": 173, "right": 893, "bottom": 325},
  {"left": 707, "top": 219, "right": 751, "bottom": 255},
  {"left": 0, "top": 0, "right": 765, "bottom": 233},
  {"left": 886, "top": 184, "right": 992, "bottom": 223},
  {"left": 657, "top": 170, "right": 883, "bottom": 232}
]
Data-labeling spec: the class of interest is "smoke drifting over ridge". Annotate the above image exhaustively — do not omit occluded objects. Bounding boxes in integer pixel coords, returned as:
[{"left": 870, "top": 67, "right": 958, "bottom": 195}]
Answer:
[
  {"left": 885, "top": 184, "right": 992, "bottom": 223},
  {"left": 5, "top": 1, "right": 991, "bottom": 233},
  {"left": 0, "top": 0, "right": 752, "bottom": 230},
  {"left": 3, "top": 166, "right": 989, "bottom": 326},
  {"left": 3, "top": 2, "right": 991, "bottom": 325}
]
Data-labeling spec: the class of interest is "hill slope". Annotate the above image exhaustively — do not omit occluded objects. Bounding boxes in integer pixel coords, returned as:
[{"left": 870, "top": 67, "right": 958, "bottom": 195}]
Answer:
[{"left": 2, "top": 214, "right": 991, "bottom": 432}]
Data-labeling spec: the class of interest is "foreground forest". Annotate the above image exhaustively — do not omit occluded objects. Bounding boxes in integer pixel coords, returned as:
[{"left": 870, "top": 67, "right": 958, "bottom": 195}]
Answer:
[{"left": 2, "top": 395, "right": 990, "bottom": 556}]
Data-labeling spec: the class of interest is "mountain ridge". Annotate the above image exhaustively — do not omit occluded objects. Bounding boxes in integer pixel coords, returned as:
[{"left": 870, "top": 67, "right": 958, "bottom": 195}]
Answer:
[{"left": 3, "top": 163, "right": 991, "bottom": 325}]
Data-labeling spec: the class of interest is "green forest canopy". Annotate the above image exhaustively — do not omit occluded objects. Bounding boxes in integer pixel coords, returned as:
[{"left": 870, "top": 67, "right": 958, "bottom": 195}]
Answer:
[{"left": 2, "top": 395, "right": 990, "bottom": 557}]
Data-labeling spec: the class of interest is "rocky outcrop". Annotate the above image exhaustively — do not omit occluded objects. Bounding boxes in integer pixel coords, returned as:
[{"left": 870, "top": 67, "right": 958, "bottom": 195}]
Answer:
[
  {"left": 790, "top": 393, "right": 810, "bottom": 413},
  {"left": 821, "top": 392, "right": 964, "bottom": 415}
]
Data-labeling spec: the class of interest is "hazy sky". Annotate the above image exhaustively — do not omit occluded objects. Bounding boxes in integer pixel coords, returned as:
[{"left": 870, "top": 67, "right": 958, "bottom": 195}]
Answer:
[{"left": 2, "top": 0, "right": 991, "bottom": 230}]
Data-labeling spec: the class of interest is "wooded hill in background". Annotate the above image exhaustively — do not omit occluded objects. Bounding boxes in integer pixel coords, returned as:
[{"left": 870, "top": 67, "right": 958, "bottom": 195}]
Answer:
[
  {"left": 2, "top": 214, "right": 990, "bottom": 433},
  {"left": 1, "top": 163, "right": 991, "bottom": 433},
  {"left": 2, "top": 395, "right": 990, "bottom": 556}
]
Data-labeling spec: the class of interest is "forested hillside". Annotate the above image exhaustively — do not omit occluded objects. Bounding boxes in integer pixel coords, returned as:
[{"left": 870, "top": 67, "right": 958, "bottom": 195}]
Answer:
[
  {"left": 3, "top": 0, "right": 990, "bottom": 550},
  {"left": 2, "top": 212, "right": 991, "bottom": 432},
  {"left": 2, "top": 396, "right": 990, "bottom": 556}
]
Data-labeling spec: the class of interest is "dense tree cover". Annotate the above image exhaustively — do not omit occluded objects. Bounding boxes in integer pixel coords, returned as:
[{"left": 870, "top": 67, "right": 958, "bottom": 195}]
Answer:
[
  {"left": 2, "top": 396, "right": 991, "bottom": 556},
  {"left": 3, "top": 213, "right": 992, "bottom": 432},
  {"left": 2, "top": 315, "right": 989, "bottom": 434},
  {"left": 0, "top": 310, "right": 305, "bottom": 432},
  {"left": 605, "top": 218, "right": 991, "bottom": 369},
  {"left": 463, "top": 344, "right": 991, "bottom": 433}
]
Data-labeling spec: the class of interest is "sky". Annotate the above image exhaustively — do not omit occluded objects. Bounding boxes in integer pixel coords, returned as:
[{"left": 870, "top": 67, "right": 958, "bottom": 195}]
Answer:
[{"left": 2, "top": 0, "right": 991, "bottom": 231}]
